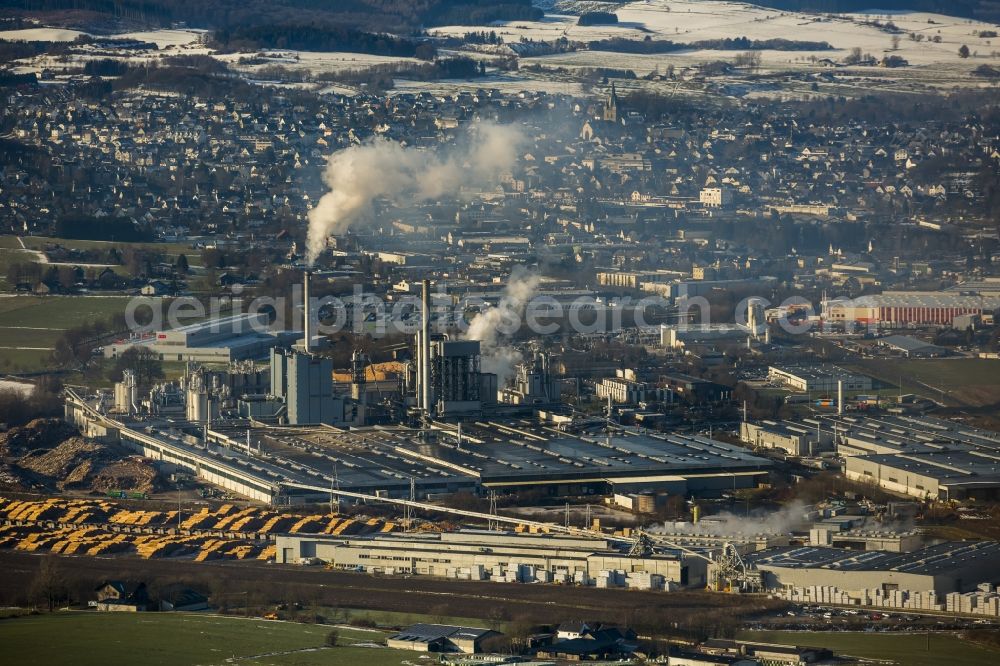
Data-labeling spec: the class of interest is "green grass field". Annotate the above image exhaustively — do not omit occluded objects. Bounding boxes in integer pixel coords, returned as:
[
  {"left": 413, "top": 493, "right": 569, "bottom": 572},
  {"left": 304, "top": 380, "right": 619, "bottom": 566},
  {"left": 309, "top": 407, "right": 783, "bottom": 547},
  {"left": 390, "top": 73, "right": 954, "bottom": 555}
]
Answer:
[
  {"left": 0, "top": 236, "right": 202, "bottom": 289},
  {"left": 0, "top": 295, "right": 135, "bottom": 372},
  {"left": 0, "top": 247, "right": 39, "bottom": 288},
  {"left": 15, "top": 235, "right": 203, "bottom": 266},
  {"left": 738, "top": 630, "right": 1000, "bottom": 666},
  {"left": 0, "top": 295, "right": 134, "bottom": 329},
  {"left": 336, "top": 607, "right": 489, "bottom": 631},
  {"left": 850, "top": 358, "right": 1000, "bottom": 408},
  {"left": 0, "top": 612, "right": 422, "bottom": 666}
]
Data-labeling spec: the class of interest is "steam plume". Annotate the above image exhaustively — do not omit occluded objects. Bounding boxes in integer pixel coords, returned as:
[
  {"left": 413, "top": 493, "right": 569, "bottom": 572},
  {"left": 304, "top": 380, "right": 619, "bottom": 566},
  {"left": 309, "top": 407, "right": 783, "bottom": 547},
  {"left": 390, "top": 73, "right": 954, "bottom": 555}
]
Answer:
[
  {"left": 464, "top": 266, "right": 540, "bottom": 386},
  {"left": 306, "top": 121, "right": 523, "bottom": 264},
  {"left": 649, "top": 501, "right": 810, "bottom": 537}
]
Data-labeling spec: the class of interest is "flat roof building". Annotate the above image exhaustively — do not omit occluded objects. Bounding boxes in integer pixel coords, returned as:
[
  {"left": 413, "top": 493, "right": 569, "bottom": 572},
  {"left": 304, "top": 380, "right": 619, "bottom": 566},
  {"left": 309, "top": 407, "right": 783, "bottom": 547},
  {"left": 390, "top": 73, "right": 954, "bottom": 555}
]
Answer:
[
  {"left": 877, "top": 335, "right": 949, "bottom": 357},
  {"left": 276, "top": 529, "right": 706, "bottom": 589},
  {"left": 768, "top": 365, "right": 872, "bottom": 393},
  {"left": 745, "top": 414, "right": 1000, "bottom": 501},
  {"left": 824, "top": 292, "right": 1000, "bottom": 328},
  {"left": 105, "top": 313, "right": 295, "bottom": 363},
  {"left": 747, "top": 541, "right": 1000, "bottom": 597}
]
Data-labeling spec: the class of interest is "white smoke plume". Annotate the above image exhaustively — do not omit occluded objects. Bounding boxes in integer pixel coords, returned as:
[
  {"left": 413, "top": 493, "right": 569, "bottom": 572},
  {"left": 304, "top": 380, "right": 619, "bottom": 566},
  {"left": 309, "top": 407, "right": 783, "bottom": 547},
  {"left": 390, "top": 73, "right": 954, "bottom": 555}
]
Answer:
[
  {"left": 649, "top": 501, "right": 811, "bottom": 537},
  {"left": 306, "top": 121, "right": 523, "bottom": 264},
  {"left": 464, "top": 266, "right": 541, "bottom": 387}
]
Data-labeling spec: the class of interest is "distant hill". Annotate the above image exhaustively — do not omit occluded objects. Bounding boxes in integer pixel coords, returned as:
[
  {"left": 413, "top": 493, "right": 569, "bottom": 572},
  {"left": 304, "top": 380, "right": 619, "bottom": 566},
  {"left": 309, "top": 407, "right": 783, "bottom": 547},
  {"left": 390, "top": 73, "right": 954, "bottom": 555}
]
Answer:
[
  {"left": 0, "top": 0, "right": 543, "bottom": 32},
  {"left": 748, "top": 0, "right": 1000, "bottom": 23}
]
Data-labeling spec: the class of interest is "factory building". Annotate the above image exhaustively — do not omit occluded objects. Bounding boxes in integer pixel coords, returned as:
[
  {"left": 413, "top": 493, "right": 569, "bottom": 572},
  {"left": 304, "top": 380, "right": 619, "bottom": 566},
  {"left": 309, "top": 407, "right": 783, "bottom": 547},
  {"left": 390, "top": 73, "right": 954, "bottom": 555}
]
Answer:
[
  {"left": 105, "top": 313, "right": 295, "bottom": 363},
  {"left": 429, "top": 339, "right": 491, "bottom": 417},
  {"left": 669, "top": 277, "right": 778, "bottom": 301},
  {"left": 596, "top": 269, "right": 678, "bottom": 289},
  {"left": 276, "top": 530, "right": 706, "bottom": 589},
  {"left": 767, "top": 365, "right": 872, "bottom": 393},
  {"left": 740, "top": 420, "right": 832, "bottom": 456},
  {"left": 499, "top": 352, "right": 556, "bottom": 406},
  {"left": 596, "top": 376, "right": 656, "bottom": 405},
  {"left": 661, "top": 324, "right": 751, "bottom": 349},
  {"left": 745, "top": 414, "right": 1000, "bottom": 500},
  {"left": 406, "top": 337, "right": 500, "bottom": 418},
  {"left": 269, "top": 348, "right": 345, "bottom": 425},
  {"left": 823, "top": 291, "right": 1000, "bottom": 328},
  {"left": 747, "top": 541, "right": 1000, "bottom": 599},
  {"left": 662, "top": 373, "right": 733, "bottom": 403},
  {"left": 845, "top": 452, "right": 1000, "bottom": 501},
  {"left": 398, "top": 421, "right": 773, "bottom": 496}
]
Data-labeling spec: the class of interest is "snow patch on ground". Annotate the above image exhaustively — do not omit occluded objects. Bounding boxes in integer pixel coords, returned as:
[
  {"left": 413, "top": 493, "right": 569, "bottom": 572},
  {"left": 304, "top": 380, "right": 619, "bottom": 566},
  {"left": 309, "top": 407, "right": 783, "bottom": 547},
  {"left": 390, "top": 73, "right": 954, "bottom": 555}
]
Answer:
[
  {"left": 0, "top": 380, "right": 34, "bottom": 396},
  {"left": 0, "top": 28, "right": 87, "bottom": 42}
]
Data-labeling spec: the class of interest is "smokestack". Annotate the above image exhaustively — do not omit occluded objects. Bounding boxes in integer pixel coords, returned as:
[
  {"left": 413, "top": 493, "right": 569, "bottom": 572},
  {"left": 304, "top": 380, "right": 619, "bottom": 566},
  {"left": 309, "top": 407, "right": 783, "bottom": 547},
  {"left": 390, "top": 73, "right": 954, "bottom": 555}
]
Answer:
[
  {"left": 421, "top": 279, "right": 432, "bottom": 416},
  {"left": 303, "top": 270, "right": 312, "bottom": 353},
  {"left": 415, "top": 328, "right": 423, "bottom": 410},
  {"left": 837, "top": 379, "right": 844, "bottom": 415}
]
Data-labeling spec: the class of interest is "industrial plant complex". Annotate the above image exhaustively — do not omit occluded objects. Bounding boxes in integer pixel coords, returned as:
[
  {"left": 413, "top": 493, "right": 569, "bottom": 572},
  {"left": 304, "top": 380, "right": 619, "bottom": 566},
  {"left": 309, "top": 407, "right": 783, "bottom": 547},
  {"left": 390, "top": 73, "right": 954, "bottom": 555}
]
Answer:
[
  {"left": 47, "top": 270, "right": 1000, "bottom": 621},
  {"left": 3, "top": 22, "right": 1000, "bottom": 660}
]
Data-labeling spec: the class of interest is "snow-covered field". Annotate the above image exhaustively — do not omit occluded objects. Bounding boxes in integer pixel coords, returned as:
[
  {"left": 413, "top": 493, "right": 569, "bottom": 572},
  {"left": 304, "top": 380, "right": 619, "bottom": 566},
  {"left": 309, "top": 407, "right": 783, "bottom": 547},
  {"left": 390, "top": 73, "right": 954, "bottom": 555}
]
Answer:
[
  {"left": 392, "top": 73, "right": 586, "bottom": 96},
  {"left": 0, "top": 27, "right": 87, "bottom": 42},
  {"left": 218, "top": 50, "right": 423, "bottom": 76},
  {"left": 3, "top": 3, "right": 998, "bottom": 97},
  {"left": 434, "top": 0, "right": 1000, "bottom": 68},
  {"left": 114, "top": 29, "right": 207, "bottom": 48}
]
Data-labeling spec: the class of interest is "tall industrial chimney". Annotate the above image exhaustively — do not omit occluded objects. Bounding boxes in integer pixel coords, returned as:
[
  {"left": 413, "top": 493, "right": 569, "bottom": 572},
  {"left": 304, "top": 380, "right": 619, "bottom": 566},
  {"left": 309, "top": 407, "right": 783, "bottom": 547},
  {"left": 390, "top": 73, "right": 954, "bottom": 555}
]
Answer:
[
  {"left": 421, "top": 279, "right": 432, "bottom": 416},
  {"left": 837, "top": 379, "right": 844, "bottom": 415},
  {"left": 303, "top": 270, "right": 312, "bottom": 353},
  {"left": 415, "top": 327, "right": 423, "bottom": 410}
]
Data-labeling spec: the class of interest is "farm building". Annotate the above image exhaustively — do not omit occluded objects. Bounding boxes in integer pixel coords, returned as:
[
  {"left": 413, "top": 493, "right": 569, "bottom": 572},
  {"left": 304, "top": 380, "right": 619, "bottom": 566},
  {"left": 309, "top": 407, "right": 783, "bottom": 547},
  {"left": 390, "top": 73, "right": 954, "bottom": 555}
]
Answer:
[{"left": 387, "top": 624, "right": 499, "bottom": 654}]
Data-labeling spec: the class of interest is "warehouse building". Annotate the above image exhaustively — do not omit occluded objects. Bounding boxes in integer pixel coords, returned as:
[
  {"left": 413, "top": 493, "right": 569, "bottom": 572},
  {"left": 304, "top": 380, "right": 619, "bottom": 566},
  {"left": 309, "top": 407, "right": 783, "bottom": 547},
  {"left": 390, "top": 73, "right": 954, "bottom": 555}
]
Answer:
[
  {"left": 415, "top": 421, "right": 773, "bottom": 495},
  {"left": 844, "top": 452, "right": 1000, "bottom": 501},
  {"left": 105, "top": 313, "right": 296, "bottom": 363},
  {"left": 767, "top": 366, "right": 872, "bottom": 393},
  {"left": 823, "top": 292, "right": 1000, "bottom": 328},
  {"left": 387, "top": 624, "right": 499, "bottom": 654},
  {"left": 740, "top": 420, "right": 832, "bottom": 456},
  {"left": 276, "top": 529, "right": 707, "bottom": 589},
  {"left": 661, "top": 323, "right": 751, "bottom": 349},
  {"left": 746, "top": 414, "right": 1000, "bottom": 500},
  {"left": 804, "top": 414, "right": 1000, "bottom": 458},
  {"left": 748, "top": 541, "right": 1000, "bottom": 599},
  {"left": 876, "top": 335, "right": 949, "bottom": 358}
]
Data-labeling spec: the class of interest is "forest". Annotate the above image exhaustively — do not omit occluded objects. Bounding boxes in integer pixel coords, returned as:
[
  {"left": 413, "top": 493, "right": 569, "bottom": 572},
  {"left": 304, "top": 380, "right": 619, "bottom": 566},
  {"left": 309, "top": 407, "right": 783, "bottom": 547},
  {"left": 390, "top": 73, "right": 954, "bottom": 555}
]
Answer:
[
  {"left": 0, "top": 0, "right": 541, "bottom": 31},
  {"left": 587, "top": 37, "right": 833, "bottom": 54},
  {"left": 209, "top": 25, "right": 433, "bottom": 57}
]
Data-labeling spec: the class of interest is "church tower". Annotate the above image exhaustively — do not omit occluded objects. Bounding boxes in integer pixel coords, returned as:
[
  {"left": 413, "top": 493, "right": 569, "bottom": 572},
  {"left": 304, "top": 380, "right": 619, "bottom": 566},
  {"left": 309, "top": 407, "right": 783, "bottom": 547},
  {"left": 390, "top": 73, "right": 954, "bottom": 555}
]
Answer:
[{"left": 602, "top": 83, "right": 620, "bottom": 123}]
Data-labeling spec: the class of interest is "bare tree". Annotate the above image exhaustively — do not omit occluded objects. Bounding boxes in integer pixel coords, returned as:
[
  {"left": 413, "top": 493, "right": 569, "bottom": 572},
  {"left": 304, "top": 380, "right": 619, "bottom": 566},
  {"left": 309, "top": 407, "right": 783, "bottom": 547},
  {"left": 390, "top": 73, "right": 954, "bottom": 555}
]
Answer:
[{"left": 30, "top": 556, "right": 69, "bottom": 612}]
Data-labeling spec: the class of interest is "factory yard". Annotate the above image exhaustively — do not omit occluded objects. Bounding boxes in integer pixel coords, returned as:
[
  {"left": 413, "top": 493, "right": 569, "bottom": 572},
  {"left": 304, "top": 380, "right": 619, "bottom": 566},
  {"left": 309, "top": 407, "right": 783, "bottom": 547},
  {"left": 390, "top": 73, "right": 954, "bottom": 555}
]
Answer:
[
  {"left": 0, "top": 496, "right": 397, "bottom": 561},
  {"left": 0, "top": 611, "right": 417, "bottom": 666}
]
